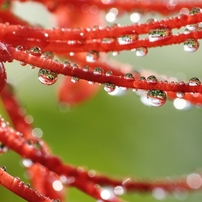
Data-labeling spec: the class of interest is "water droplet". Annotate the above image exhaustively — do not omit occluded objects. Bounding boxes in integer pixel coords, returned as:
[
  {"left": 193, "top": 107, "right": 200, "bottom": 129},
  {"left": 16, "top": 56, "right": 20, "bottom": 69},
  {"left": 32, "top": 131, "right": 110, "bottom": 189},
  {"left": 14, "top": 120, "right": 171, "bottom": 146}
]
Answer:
[
  {"left": 189, "top": 77, "right": 201, "bottom": 86},
  {"left": 186, "top": 23, "right": 198, "bottom": 31},
  {"left": 93, "top": 67, "right": 104, "bottom": 75},
  {"left": 53, "top": 199, "right": 60, "bottom": 202},
  {"left": 149, "top": 27, "right": 172, "bottom": 42},
  {"left": 16, "top": 45, "right": 24, "bottom": 51},
  {"left": 26, "top": 139, "right": 42, "bottom": 150},
  {"left": 38, "top": 69, "right": 58, "bottom": 85},
  {"left": 25, "top": 183, "right": 31, "bottom": 188},
  {"left": 106, "top": 70, "right": 113, "bottom": 76},
  {"left": 29, "top": 46, "right": 41, "bottom": 56},
  {"left": 86, "top": 50, "right": 99, "bottom": 62},
  {"left": 184, "top": 38, "right": 199, "bottom": 52},
  {"left": 0, "top": 142, "right": 8, "bottom": 153},
  {"left": 104, "top": 83, "right": 116, "bottom": 93},
  {"left": 147, "top": 75, "right": 158, "bottom": 84},
  {"left": 71, "top": 76, "right": 80, "bottom": 83},
  {"left": 136, "top": 47, "right": 148, "bottom": 57},
  {"left": 42, "top": 51, "right": 54, "bottom": 59},
  {"left": 83, "top": 66, "right": 89, "bottom": 72},
  {"left": 117, "top": 34, "right": 138, "bottom": 45},
  {"left": 147, "top": 90, "right": 167, "bottom": 107},
  {"left": 1, "top": 166, "right": 6, "bottom": 171},
  {"left": 124, "top": 73, "right": 135, "bottom": 80},
  {"left": 139, "top": 76, "right": 146, "bottom": 81},
  {"left": 20, "top": 61, "right": 27, "bottom": 66},
  {"left": 146, "top": 18, "right": 156, "bottom": 24},
  {"left": 189, "top": 7, "right": 201, "bottom": 15}
]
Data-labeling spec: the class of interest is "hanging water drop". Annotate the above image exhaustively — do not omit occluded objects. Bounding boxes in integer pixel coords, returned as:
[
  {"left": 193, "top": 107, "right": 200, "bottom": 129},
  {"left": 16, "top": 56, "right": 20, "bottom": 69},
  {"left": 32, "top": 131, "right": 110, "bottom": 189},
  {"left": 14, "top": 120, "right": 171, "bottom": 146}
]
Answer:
[
  {"left": 93, "top": 67, "right": 104, "bottom": 75},
  {"left": 136, "top": 47, "right": 148, "bottom": 57},
  {"left": 104, "top": 83, "right": 116, "bottom": 93},
  {"left": 38, "top": 69, "right": 58, "bottom": 85},
  {"left": 176, "top": 92, "right": 185, "bottom": 98},
  {"left": 189, "top": 77, "right": 201, "bottom": 86},
  {"left": 117, "top": 34, "right": 138, "bottom": 45},
  {"left": 86, "top": 50, "right": 99, "bottom": 62},
  {"left": 147, "top": 75, "right": 158, "bottom": 84},
  {"left": 184, "top": 38, "right": 199, "bottom": 52},
  {"left": 147, "top": 90, "right": 167, "bottom": 107},
  {"left": 71, "top": 76, "right": 80, "bottom": 83},
  {"left": 29, "top": 46, "right": 41, "bottom": 56},
  {"left": 149, "top": 27, "right": 172, "bottom": 42}
]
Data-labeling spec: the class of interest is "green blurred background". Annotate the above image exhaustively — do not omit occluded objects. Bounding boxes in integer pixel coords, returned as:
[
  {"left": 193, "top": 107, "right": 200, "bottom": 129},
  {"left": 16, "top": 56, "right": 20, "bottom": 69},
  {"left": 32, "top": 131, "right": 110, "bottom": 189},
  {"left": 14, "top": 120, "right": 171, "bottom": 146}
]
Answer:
[{"left": 1, "top": 2, "right": 202, "bottom": 202}]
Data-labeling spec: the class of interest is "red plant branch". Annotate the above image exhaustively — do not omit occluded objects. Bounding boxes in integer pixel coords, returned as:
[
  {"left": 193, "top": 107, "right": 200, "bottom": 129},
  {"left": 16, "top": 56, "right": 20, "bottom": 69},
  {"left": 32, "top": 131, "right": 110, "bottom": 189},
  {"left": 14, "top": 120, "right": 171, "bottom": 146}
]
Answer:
[{"left": 0, "top": 0, "right": 202, "bottom": 201}]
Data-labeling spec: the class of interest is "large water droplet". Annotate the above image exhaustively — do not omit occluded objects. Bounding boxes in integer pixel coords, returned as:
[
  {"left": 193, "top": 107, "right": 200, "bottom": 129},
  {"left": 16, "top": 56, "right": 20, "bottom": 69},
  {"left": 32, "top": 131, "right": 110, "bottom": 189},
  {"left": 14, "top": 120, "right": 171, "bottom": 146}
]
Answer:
[
  {"left": 38, "top": 69, "right": 58, "bottom": 85},
  {"left": 86, "top": 50, "right": 99, "bottom": 62},
  {"left": 104, "top": 83, "right": 116, "bottom": 93},
  {"left": 189, "top": 77, "right": 201, "bottom": 86},
  {"left": 117, "top": 34, "right": 138, "bottom": 45},
  {"left": 147, "top": 90, "right": 167, "bottom": 107},
  {"left": 136, "top": 47, "right": 148, "bottom": 57},
  {"left": 149, "top": 27, "right": 172, "bottom": 42},
  {"left": 184, "top": 38, "right": 199, "bottom": 52}
]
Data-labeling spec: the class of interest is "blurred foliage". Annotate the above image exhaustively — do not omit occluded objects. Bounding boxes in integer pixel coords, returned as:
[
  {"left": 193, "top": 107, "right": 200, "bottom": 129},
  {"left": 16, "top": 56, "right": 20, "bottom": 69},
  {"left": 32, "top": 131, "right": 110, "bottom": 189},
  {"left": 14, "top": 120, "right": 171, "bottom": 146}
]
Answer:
[{"left": 1, "top": 2, "right": 202, "bottom": 202}]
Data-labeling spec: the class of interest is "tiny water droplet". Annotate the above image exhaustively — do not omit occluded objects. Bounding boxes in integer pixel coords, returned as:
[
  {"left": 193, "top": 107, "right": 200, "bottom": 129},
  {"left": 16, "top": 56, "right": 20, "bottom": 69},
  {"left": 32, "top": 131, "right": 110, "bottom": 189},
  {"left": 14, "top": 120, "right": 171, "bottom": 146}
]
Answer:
[
  {"left": 139, "top": 76, "right": 146, "bottom": 81},
  {"left": 149, "top": 27, "right": 172, "bottom": 42},
  {"left": 147, "top": 90, "right": 167, "bottom": 107},
  {"left": 16, "top": 45, "right": 24, "bottom": 51},
  {"left": 189, "top": 7, "right": 201, "bottom": 15},
  {"left": 93, "top": 67, "right": 104, "bottom": 75},
  {"left": 147, "top": 75, "right": 158, "bottom": 84},
  {"left": 42, "top": 51, "right": 54, "bottom": 59},
  {"left": 53, "top": 199, "right": 60, "bottom": 202},
  {"left": 117, "top": 34, "right": 138, "bottom": 45},
  {"left": 124, "top": 73, "right": 135, "bottom": 80},
  {"left": 29, "top": 46, "right": 41, "bottom": 56},
  {"left": 186, "top": 23, "right": 198, "bottom": 31},
  {"left": 136, "top": 47, "right": 148, "bottom": 57},
  {"left": 86, "top": 50, "right": 99, "bottom": 62},
  {"left": 104, "top": 83, "right": 116, "bottom": 93},
  {"left": 106, "top": 70, "right": 113, "bottom": 76},
  {"left": 146, "top": 18, "right": 156, "bottom": 24},
  {"left": 20, "top": 61, "right": 27, "bottom": 66},
  {"left": 1, "top": 166, "right": 6, "bottom": 171},
  {"left": 189, "top": 77, "right": 201, "bottom": 86},
  {"left": 184, "top": 38, "right": 199, "bottom": 52},
  {"left": 38, "top": 69, "right": 58, "bottom": 85},
  {"left": 83, "top": 66, "right": 89, "bottom": 72},
  {"left": 0, "top": 142, "right": 8, "bottom": 153},
  {"left": 26, "top": 139, "right": 42, "bottom": 150},
  {"left": 71, "top": 76, "right": 80, "bottom": 83},
  {"left": 25, "top": 183, "right": 31, "bottom": 188}
]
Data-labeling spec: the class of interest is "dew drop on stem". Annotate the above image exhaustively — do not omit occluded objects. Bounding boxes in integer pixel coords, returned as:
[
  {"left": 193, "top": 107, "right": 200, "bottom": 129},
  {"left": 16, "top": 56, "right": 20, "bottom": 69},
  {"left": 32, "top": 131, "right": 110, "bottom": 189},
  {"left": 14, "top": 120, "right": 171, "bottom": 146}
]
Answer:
[
  {"left": 149, "top": 27, "right": 172, "bottom": 42},
  {"left": 136, "top": 47, "right": 148, "bottom": 57},
  {"left": 183, "top": 39, "right": 199, "bottom": 52},
  {"left": 104, "top": 83, "right": 116, "bottom": 93},
  {"left": 147, "top": 75, "right": 158, "bottom": 84},
  {"left": 189, "top": 77, "right": 201, "bottom": 86},
  {"left": 147, "top": 89, "right": 167, "bottom": 107},
  {"left": 38, "top": 69, "right": 58, "bottom": 85}
]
